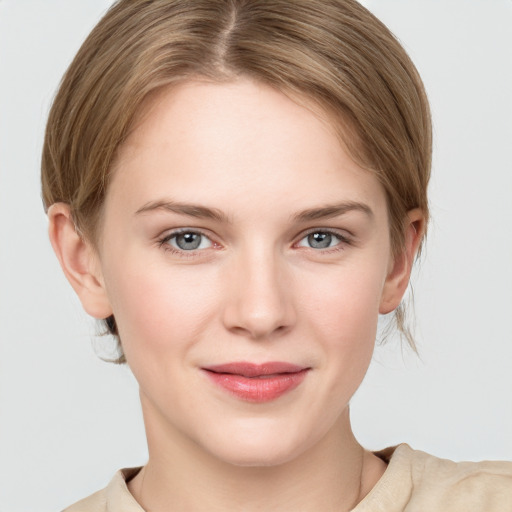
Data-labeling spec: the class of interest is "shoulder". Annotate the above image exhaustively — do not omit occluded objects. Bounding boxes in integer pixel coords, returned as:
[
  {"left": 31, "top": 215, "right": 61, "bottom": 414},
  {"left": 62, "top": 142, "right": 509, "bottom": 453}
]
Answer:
[
  {"left": 62, "top": 467, "right": 143, "bottom": 512},
  {"left": 356, "top": 444, "right": 512, "bottom": 512},
  {"left": 62, "top": 488, "right": 106, "bottom": 512},
  {"left": 402, "top": 444, "right": 512, "bottom": 511}
]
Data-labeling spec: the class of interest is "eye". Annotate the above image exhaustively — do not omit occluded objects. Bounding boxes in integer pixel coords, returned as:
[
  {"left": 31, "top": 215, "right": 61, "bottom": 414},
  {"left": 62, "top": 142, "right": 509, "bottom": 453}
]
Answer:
[
  {"left": 296, "top": 230, "right": 346, "bottom": 250},
  {"left": 161, "top": 230, "right": 213, "bottom": 251}
]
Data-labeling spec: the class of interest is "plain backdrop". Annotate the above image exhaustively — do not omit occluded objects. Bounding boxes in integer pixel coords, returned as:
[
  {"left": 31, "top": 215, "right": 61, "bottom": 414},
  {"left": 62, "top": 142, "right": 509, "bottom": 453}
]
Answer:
[{"left": 0, "top": 1, "right": 511, "bottom": 510}]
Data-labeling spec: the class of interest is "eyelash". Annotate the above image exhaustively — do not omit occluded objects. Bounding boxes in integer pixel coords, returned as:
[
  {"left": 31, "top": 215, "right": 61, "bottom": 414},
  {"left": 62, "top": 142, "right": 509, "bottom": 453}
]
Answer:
[
  {"left": 295, "top": 228, "right": 352, "bottom": 254},
  {"left": 157, "top": 229, "right": 216, "bottom": 258},
  {"left": 157, "top": 228, "right": 352, "bottom": 258}
]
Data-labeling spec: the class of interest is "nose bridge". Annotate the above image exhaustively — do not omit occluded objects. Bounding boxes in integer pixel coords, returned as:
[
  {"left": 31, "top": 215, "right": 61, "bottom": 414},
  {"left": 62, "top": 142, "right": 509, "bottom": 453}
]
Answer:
[{"left": 222, "top": 241, "right": 295, "bottom": 339}]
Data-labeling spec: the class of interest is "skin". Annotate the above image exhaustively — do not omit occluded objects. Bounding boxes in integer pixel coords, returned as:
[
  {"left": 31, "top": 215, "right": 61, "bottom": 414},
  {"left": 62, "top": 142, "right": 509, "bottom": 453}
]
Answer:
[{"left": 49, "top": 78, "right": 423, "bottom": 510}]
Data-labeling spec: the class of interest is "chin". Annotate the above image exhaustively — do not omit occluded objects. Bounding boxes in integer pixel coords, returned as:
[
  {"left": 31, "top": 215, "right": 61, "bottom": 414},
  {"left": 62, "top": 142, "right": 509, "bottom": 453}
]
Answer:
[
  {"left": 213, "top": 442, "right": 303, "bottom": 468},
  {"left": 199, "top": 417, "right": 315, "bottom": 468}
]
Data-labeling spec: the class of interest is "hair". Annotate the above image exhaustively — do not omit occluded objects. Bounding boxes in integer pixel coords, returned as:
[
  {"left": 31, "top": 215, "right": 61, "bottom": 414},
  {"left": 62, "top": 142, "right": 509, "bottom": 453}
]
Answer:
[{"left": 42, "top": 0, "right": 432, "bottom": 361}]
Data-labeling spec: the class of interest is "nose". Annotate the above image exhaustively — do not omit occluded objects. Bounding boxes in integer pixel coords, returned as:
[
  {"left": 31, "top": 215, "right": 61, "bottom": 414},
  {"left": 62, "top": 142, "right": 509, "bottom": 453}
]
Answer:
[{"left": 221, "top": 246, "right": 296, "bottom": 340}]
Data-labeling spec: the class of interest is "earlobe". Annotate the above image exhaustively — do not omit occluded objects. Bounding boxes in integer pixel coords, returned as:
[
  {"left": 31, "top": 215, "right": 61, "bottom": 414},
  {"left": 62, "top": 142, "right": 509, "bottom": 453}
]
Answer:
[
  {"left": 379, "top": 209, "right": 425, "bottom": 314},
  {"left": 47, "top": 203, "right": 113, "bottom": 319}
]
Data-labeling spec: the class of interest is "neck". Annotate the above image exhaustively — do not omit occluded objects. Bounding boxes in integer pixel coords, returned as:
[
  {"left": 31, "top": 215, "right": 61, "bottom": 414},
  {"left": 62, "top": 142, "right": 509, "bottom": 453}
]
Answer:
[{"left": 129, "top": 397, "right": 385, "bottom": 511}]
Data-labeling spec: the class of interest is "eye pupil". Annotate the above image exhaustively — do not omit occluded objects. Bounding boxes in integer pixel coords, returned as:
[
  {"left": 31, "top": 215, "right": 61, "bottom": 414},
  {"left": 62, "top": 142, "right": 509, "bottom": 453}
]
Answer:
[
  {"left": 308, "top": 232, "right": 332, "bottom": 249},
  {"left": 176, "top": 232, "right": 202, "bottom": 250}
]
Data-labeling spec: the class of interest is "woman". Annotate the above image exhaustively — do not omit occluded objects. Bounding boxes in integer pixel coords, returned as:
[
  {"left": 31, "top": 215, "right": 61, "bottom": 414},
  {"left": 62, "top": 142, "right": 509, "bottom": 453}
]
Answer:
[{"left": 41, "top": 0, "right": 512, "bottom": 510}]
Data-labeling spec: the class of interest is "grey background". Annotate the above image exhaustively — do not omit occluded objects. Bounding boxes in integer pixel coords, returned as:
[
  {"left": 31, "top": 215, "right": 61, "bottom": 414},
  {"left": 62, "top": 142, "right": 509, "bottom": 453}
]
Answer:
[{"left": 1, "top": 1, "right": 511, "bottom": 510}]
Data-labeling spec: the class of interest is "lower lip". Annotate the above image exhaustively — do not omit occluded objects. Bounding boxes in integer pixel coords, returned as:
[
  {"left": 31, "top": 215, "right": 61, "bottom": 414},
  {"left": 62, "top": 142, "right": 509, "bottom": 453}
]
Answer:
[{"left": 203, "top": 369, "right": 309, "bottom": 403}]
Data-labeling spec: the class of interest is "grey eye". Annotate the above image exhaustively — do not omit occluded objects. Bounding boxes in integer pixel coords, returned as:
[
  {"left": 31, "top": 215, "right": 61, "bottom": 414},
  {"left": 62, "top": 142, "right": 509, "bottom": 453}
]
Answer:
[
  {"left": 308, "top": 232, "right": 332, "bottom": 248},
  {"left": 297, "top": 231, "right": 343, "bottom": 249},
  {"left": 170, "top": 232, "right": 211, "bottom": 251},
  {"left": 176, "top": 233, "right": 201, "bottom": 250}
]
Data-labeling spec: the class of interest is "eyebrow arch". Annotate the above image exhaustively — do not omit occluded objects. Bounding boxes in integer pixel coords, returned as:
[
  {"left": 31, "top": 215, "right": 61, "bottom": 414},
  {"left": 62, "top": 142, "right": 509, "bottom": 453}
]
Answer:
[
  {"left": 135, "top": 200, "right": 229, "bottom": 223},
  {"left": 135, "top": 199, "right": 372, "bottom": 224},
  {"left": 292, "top": 201, "right": 374, "bottom": 222}
]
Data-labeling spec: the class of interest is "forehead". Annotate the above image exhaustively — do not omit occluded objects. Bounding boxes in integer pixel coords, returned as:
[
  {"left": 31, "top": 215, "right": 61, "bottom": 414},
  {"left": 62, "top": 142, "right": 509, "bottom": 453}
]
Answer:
[{"left": 107, "top": 78, "right": 387, "bottom": 220}]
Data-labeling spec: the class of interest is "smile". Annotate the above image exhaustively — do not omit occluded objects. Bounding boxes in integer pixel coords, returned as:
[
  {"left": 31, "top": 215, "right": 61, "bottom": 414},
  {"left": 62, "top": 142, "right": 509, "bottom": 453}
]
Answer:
[{"left": 202, "top": 362, "right": 310, "bottom": 403}]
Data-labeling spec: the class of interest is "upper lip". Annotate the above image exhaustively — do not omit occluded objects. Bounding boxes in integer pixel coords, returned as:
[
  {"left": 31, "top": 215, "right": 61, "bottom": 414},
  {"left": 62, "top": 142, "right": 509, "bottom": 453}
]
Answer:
[{"left": 203, "top": 362, "right": 308, "bottom": 377}]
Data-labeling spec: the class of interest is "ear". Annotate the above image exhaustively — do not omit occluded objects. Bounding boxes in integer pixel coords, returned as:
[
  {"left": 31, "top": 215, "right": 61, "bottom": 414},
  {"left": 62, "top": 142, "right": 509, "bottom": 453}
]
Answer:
[
  {"left": 379, "top": 208, "right": 425, "bottom": 314},
  {"left": 47, "top": 203, "right": 113, "bottom": 319}
]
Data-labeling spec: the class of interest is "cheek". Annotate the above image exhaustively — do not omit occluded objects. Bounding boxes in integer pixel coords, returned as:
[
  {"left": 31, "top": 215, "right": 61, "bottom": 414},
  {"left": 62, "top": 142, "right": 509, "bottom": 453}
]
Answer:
[
  {"left": 103, "top": 257, "right": 219, "bottom": 358},
  {"left": 301, "top": 261, "right": 384, "bottom": 341},
  {"left": 299, "top": 262, "right": 385, "bottom": 389}
]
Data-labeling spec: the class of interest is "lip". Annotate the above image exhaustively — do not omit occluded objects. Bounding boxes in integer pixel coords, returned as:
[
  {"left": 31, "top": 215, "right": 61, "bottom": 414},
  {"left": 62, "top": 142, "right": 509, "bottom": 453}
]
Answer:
[{"left": 202, "top": 362, "right": 310, "bottom": 403}]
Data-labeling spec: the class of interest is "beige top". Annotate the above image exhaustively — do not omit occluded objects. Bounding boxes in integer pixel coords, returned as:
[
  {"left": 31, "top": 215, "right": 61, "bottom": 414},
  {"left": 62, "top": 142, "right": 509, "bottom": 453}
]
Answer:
[{"left": 63, "top": 444, "right": 512, "bottom": 511}]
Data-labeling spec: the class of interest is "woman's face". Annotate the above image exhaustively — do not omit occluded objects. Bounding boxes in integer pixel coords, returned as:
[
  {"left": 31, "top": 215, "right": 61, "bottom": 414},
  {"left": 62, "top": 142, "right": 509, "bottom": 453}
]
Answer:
[{"left": 94, "top": 78, "right": 402, "bottom": 466}]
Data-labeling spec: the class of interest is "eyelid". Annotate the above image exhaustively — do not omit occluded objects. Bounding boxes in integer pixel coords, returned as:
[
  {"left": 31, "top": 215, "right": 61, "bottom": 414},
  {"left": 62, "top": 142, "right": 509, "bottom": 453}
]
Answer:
[
  {"left": 156, "top": 226, "right": 353, "bottom": 256},
  {"left": 294, "top": 227, "right": 353, "bottom": 251},
  {"left": 295, "top": 227, "right": 352, "bottom": 242},
  {"left": 158, "top": 227, "right": 214, "bottom": 241},
  {"left": 157, "top": 228, "right": 220, "bottom": 255}
]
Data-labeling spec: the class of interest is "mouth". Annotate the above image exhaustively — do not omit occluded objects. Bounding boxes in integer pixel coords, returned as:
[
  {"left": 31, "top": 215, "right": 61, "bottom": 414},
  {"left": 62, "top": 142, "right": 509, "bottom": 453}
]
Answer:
[{"left": 202, "top": 362, "right": 310, "bottom": 403}]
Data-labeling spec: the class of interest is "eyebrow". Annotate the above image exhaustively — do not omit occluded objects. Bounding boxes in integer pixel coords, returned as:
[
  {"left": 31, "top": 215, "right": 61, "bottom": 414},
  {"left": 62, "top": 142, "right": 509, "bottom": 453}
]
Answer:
[
  {"left": 135, "top": 200, "right": 229, "bottom": 223},
  {"left": 291, "top": 201, "right": 374, "bottom": 222},
  {"left": 135, "top": 199, "right": 373, "bottom": 224}
]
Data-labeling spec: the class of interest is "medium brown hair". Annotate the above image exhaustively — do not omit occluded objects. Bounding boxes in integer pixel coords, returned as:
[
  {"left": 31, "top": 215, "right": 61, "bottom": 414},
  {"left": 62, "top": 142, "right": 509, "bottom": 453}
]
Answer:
[{"left": 42, "top": 0, "right": 432, "bottom": 359}]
